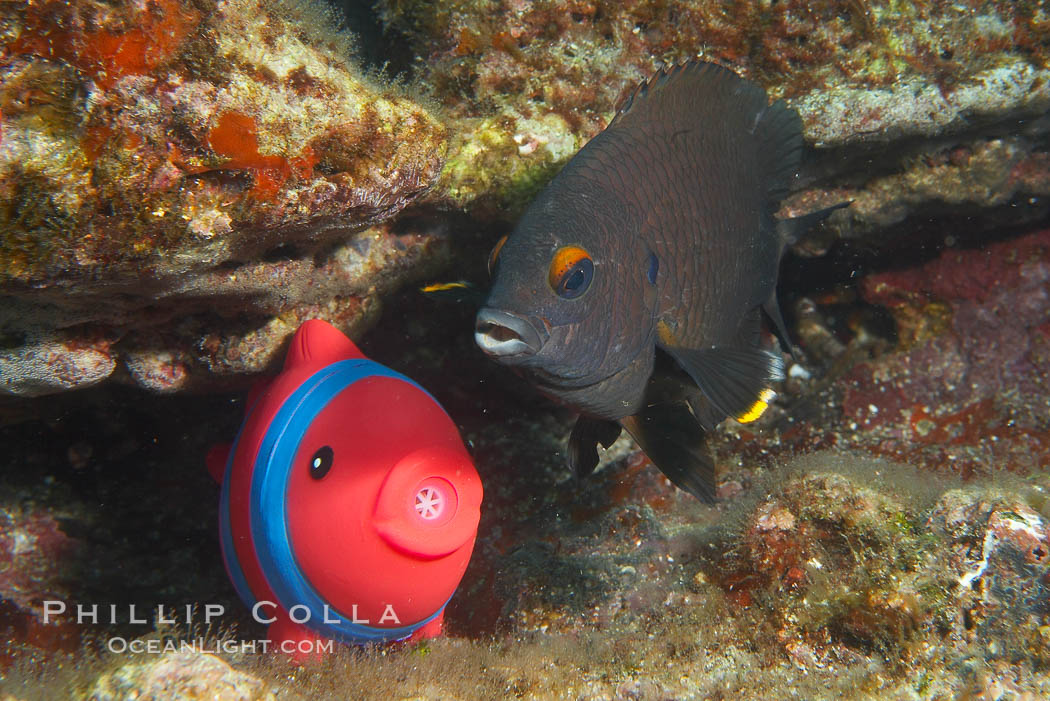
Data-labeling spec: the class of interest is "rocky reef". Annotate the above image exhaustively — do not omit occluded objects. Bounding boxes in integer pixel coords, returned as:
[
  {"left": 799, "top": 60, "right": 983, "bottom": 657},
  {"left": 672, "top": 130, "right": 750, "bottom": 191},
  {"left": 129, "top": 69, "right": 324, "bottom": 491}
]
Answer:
[
  {"left": 2, "top": 0, "right": 1050, "bottom": 699},
  {"left": 1, "top": 0, "right": 449, "bottom": 395},
  {"left": 382, "top": 0, "right": 1050, "bottom": 243}
]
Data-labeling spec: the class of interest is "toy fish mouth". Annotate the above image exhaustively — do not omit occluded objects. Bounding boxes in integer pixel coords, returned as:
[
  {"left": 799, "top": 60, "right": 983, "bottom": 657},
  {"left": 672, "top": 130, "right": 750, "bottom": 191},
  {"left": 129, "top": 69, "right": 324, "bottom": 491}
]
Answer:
[{"left": 475, "top": 308, "right": 549, "bottom": 359}]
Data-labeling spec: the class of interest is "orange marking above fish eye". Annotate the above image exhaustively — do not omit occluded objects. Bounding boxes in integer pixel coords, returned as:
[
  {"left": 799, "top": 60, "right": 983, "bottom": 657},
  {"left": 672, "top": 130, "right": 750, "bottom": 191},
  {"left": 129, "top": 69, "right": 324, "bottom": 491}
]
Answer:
[
  {"left": 487, "top": 235, "right": 509, "bottom": 277},
  {"left": 548, "top": 245, "right": 594, "bottom": 299}
]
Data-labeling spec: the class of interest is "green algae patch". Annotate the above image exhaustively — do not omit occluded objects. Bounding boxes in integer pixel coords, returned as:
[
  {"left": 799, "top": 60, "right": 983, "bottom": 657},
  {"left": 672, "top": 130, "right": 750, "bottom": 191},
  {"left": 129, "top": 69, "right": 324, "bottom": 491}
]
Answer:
[{"left": 437, "top": 112, "right": 578, "bottom": 216}]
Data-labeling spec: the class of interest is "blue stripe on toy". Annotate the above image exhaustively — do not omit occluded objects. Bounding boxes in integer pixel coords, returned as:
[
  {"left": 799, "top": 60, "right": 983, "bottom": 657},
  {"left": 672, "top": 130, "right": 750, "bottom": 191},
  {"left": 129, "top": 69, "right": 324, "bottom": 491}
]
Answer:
[{"left": 249, "top": 359, "right": 447, "bottom": 644}]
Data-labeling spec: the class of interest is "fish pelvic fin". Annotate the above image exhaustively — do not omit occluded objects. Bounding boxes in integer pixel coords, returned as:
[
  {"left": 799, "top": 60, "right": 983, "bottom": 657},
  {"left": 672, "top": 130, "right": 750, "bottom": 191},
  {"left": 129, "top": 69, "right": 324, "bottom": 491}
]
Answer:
[
  {"left": 662, "top": 344, "right": 785, "bottom": 425},
  {"left": 620, "top": 402, "right": 717, "bottom": 502},
  {"left": 567, "top": 416, "right": 623, "bottom": 480}
]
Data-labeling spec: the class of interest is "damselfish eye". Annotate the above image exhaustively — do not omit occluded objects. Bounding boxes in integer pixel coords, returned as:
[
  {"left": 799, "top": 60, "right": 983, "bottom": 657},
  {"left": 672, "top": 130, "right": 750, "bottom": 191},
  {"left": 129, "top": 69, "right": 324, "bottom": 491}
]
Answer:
[
  {"left": 309, "top": 446, "right": 333, "bottom": 480},
  {"left": 487, "top": 234, "right": 508, "bottom": 277},
  {"left": 548, "top": 245, "right": 594, "bottom": 299}
]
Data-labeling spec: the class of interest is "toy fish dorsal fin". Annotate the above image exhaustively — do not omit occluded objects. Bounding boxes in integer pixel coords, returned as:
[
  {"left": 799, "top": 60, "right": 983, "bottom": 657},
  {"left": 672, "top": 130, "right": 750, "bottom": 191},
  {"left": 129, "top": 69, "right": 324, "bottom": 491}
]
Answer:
[{"left": 284, "top": 319, "right": 366, "bottom": 371}]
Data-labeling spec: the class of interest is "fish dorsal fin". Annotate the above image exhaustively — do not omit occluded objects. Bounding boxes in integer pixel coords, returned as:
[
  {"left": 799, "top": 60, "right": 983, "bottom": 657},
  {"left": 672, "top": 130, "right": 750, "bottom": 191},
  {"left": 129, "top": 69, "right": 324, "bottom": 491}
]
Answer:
[
  {"left": 662, "top": 344, "right": 784, "bottom": 425},
  {"left": 283, "top": 319, "right": 366, "bottom": 372},
  {"left": 607, "top": 60, "right": 803, "bottom": 204}
]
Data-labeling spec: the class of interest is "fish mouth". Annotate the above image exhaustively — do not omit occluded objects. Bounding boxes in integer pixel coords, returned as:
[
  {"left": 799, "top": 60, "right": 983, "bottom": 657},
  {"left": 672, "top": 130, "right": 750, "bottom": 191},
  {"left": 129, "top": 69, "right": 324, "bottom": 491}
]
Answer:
[{"left": 475, "top": 308, "right": 549, "bottom": 359}]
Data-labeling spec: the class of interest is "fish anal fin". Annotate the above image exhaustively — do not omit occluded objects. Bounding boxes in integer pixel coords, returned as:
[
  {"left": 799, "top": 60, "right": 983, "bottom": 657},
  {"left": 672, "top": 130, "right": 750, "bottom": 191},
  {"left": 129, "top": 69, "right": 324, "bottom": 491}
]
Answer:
[
  {"left": 663, "top": 345, "right": 784, "bottom": 425},
  {"left": 620, "top": 402, "right": 716, "bottom": 502},
  {"left": 568, "top": 416, "right": 623, "bottom": 480}
]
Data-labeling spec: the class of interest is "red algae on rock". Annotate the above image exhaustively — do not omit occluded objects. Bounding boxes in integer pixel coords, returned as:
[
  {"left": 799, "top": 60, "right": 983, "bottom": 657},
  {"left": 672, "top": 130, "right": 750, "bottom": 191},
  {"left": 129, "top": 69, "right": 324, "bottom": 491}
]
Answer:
[
  {"left": 839, "top": 228, "right": 1050, "bottom": 475},
  {"left": 737, "top": 224, "right": 1050, "bottom": 482},
  {"left": 0, "top": 506, "right": 82, "bottom": 618},
  {"left": 11, "top": 0, "right": 199, "bottom": 90}
]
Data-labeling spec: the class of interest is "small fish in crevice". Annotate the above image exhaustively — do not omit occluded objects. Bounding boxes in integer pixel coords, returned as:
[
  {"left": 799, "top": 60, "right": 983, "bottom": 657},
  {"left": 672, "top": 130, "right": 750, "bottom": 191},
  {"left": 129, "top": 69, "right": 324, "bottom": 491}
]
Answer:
[
  {"left": 419, "top": 280, "right": 486, "bottom": 305},
  {"left": 794, "top": 297, "right": 849, "bottom": 368},
  {"left": 474, "top": 60, "right": 844, "bottom": 502}
]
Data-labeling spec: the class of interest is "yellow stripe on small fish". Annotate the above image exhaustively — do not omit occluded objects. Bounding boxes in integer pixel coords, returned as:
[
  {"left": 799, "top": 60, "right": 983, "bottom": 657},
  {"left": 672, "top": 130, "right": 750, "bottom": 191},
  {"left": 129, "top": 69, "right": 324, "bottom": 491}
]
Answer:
[
  {"left": 421, "top": 281, "right": 472, "bottom": 293},
  {"left": 736, "top": 388, "right": 776, "bottom": 423}
]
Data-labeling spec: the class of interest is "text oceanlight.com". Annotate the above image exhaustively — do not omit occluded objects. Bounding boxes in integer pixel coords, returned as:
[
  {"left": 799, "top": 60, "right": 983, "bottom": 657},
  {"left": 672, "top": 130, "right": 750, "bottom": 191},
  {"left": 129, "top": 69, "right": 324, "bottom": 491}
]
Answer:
[{"left": 106, "top": 637, "right": 336, "bottom": 655}]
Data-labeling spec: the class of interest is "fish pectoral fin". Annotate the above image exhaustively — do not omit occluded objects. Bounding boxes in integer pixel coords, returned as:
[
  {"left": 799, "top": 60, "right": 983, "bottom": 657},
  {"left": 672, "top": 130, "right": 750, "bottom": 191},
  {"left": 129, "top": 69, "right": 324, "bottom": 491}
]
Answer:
[
  {"left": 568, "top": 416, "right": 623, "bottom": 479},
  {"left": 663, "top": 345, "right": 784, "bottom": 425},
  {"left": 620, "top": 403, "right": 716, "bottom": 502}
]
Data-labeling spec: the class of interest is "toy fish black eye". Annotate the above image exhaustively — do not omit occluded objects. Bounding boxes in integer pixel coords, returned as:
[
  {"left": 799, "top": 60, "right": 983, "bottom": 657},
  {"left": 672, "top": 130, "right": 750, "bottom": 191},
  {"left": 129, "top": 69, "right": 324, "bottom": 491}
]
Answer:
[
  {"left": 548, "top": 245, "right": 593, "bottom": 299},
  {"left": 309, "top": 446, "right": 333, "bottom": 480},
  {"left": 487, "top": 234, "right": 508, "bottom": 277}
]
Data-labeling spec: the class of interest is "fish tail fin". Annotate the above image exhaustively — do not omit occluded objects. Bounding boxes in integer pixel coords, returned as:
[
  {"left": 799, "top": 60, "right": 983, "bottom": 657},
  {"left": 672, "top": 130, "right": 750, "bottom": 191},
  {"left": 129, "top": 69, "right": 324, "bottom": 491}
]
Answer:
[{"left": 620, "top": 403, "right": 717, "bottom": 502}]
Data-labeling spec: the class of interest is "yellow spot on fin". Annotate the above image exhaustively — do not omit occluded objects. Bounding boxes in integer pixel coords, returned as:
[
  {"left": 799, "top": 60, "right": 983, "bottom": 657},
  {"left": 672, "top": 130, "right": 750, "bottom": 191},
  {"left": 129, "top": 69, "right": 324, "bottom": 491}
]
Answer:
[{"left": 736, "top": 388, "right": 776, "bottom": 423}]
